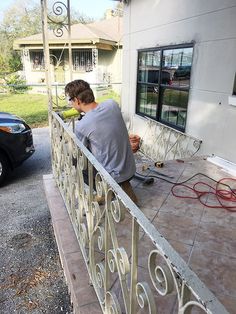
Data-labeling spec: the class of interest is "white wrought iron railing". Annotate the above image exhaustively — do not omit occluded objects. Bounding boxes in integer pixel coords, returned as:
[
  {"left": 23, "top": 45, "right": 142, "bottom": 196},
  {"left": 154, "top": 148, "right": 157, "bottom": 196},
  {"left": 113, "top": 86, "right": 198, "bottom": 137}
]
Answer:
[
  {"left": 50, "top": 111, "right": 228, "bottom": 314},
  {"left": 128, "top": 116, "right": 202, "bottom": 162}
]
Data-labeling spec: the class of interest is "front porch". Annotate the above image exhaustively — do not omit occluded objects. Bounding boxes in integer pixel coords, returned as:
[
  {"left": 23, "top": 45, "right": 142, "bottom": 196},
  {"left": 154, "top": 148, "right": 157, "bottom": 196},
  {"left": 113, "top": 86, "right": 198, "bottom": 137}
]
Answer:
[
  {"left": 44, "top": 112, "right": 235, "bottom": 313},
  {"left": 37, "top": 1, "right": 236, "bottom": 312}
]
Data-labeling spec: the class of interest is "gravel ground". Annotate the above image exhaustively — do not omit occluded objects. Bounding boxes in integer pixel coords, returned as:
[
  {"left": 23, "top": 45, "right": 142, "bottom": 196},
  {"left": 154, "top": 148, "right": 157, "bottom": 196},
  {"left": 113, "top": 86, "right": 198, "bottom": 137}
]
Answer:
[{"left": 0, "top": 127, "right": 72, "bottom": 314}]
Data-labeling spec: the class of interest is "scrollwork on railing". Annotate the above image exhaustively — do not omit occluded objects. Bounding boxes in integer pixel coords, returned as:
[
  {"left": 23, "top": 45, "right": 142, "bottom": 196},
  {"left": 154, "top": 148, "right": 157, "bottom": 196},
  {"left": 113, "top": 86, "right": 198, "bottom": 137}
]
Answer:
[
  {"left": 137, "top": 118, "right": 202, "bottom": 162},
  {"left": 47, "top": 1, "right": 69, "bottom": 37},
  {"left": 106, "top": 291, "right": 121, "bottom": 314},
  {"left": 149, "top": 250, "right": 175, "bottom": 296},
  {"left": 108, "top": 249, "right": 117, "bottom": 273},
  {"left": 136, "top": 282, "right": 156, "bottom": 313},
  {"left": 95, "top": 173, "right": 105, "bottom": 198},
  {"left": 50, "top": 112, "right": 228, "bottom": 314},
  {"left": 107, "top": 189, "right": 126, "bottom": 223}
]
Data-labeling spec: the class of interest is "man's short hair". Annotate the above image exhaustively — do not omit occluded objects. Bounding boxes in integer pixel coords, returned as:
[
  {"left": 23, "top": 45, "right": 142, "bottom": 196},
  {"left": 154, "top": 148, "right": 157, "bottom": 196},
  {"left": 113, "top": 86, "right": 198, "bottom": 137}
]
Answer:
[{"left": 65, "top": 79, "right": 95, "bottom": 104}]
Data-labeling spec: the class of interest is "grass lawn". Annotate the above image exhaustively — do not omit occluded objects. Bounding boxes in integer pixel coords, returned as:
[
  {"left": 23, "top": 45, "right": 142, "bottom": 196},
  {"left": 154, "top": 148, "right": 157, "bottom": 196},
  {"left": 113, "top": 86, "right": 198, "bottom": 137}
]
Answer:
[
  {"left": 0, "top": 91, "right": 120, "bottom": 128},
  {"left": 0, "top": 94, "right": 49, "bottom": 128}
]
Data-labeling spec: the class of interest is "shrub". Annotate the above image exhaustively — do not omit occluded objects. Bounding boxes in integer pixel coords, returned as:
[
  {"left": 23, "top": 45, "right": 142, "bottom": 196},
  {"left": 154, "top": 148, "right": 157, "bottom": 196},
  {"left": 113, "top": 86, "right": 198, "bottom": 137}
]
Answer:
[{"left": 5, "top": 73, "right": 30, "bottom": 94}]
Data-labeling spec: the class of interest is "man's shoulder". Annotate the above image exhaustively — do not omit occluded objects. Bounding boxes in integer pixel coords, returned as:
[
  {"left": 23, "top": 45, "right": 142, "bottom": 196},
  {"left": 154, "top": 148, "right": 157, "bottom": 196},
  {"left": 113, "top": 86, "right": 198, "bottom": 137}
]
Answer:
[
  {"left": 99, "top": 99, "right": 120, "bottom": 114},
  {"left": 100, "top": 99, "right": 119, "bottom": 107},
  {"left": 75, "top": 114, "right": 91, "bottom": 130}
]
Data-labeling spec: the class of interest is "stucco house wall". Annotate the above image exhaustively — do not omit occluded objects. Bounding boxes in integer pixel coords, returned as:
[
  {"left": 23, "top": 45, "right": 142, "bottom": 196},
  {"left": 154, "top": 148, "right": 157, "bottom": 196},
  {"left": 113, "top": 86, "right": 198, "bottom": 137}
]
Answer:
[{"left": 122, "top": 0, "right": 236, "bottom": 163}]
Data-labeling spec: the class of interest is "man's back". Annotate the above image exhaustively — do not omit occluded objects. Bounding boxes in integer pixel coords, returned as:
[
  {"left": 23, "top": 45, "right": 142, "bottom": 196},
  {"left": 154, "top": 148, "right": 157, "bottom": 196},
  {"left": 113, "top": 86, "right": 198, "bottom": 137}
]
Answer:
[{"left": 75, "top": 99, "right": 136, "bottom": 183}]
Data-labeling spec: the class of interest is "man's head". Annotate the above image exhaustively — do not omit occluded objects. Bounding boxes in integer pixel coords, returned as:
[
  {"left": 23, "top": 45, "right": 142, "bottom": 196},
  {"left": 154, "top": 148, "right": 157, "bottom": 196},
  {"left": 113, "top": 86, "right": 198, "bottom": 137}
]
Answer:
[{"left": 65, "top": 79, "right": 95, "bottom": 105}]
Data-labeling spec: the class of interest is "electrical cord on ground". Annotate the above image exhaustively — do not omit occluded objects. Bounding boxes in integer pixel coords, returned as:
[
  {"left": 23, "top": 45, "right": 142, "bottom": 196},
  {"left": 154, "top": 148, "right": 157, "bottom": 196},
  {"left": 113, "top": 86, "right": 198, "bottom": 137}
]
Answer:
[{"left": 135, "top": 171, "right": 236, "bottom": 212}]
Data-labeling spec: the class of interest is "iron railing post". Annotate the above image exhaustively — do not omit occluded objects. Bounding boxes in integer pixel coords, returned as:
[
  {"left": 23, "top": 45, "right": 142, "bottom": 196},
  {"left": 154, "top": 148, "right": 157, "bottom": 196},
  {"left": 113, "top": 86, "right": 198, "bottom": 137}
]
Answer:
[{"left": 41, "top": 0, "right": 53, "bottom": 112}]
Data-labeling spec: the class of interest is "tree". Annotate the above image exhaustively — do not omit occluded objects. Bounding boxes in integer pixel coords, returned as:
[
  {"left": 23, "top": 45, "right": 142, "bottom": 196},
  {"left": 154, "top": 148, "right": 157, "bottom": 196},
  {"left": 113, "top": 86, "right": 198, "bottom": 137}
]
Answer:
[
  {"left": 0, "top": 0, "right": 42, "bottom": 73},
  {"left": 101, "top": 1, "right": 123, "bottom": 20},
  {"left": 113, "top": 1, "right": 124, "bottom": 17},
  {"left": 71, "top": 10, "right": 94, "bottom": 24},
  {"left": 0, "top": 0, "right": 93, "bottom": 75}
]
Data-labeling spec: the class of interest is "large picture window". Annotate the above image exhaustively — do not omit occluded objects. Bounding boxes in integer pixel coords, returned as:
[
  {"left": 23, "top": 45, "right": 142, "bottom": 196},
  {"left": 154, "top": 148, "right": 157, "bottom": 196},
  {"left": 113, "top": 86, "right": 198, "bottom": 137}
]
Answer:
[{"left": 136, "top": 44, "right": 193, "bottom": 131}]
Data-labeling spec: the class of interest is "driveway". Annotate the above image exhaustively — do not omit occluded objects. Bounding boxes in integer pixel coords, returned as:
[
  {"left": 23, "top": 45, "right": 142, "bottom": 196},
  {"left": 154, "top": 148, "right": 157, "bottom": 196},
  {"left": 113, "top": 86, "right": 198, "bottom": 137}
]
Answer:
[{"left": 0, "top": 127, "right": 72, "bottom": 313}]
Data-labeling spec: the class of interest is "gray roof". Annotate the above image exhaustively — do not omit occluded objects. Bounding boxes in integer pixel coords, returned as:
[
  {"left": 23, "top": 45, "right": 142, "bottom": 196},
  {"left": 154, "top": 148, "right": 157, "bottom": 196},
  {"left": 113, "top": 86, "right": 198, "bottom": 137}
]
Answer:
[{"left": 15, "top": 16, "right": 123, "bottom": 46}]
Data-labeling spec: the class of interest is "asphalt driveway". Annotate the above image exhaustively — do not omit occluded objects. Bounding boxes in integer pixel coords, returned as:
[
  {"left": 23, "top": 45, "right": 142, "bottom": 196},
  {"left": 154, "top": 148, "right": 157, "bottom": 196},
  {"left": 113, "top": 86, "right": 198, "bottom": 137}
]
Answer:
[{"left": 0, "top": 127, "right": 72, "bottom": 313}]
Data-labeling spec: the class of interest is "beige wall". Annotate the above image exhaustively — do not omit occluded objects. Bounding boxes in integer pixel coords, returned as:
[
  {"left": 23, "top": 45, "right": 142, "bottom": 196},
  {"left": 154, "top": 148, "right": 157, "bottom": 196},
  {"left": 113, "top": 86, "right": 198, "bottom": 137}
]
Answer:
[
  {"left": 98, "top": 48, "right": 122, "bottom": 93},
  {"left": 22, "top": 47, "right": 122, "bottom": 89},
  {"left": 122, "top": 0, "right": 236, "bottom": 162}
]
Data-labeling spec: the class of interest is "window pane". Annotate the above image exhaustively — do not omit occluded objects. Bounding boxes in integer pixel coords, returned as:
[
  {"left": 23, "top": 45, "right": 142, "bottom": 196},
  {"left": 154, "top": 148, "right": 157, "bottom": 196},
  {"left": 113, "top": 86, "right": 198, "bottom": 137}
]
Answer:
[
  {"left": 138, "top": 51, "right": 161, "bottom": 84},
  {"left": 72, "top": 50, "right": 92, "bottom": 72},
  {"left": 31, "top": 51, "right": 45, "bottom": 70},
  {"left": 162, "top": 47, "right": 193, "bottom": 87},
  {"left": 160, "top": 89, "right": 188, "bottom": 129},
  {"left": 136, "top": 84, "right": 158, "bottom": 118}
]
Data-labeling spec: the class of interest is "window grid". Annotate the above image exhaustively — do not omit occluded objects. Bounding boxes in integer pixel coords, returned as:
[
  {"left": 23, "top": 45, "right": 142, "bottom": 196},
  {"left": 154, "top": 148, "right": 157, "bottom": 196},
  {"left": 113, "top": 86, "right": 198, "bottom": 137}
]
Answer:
[
  {"left": 136, "top": 44, "right": 193, "bottom": 132},
  {"left": 72, "top": 50, "right": 93, "bottom": 72}
]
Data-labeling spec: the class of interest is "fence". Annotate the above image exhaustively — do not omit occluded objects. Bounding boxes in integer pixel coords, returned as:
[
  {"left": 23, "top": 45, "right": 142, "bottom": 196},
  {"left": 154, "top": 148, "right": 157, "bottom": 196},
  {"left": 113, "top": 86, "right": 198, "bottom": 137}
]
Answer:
[{"left": 50, "top": 111, "right": 228, "bottom": 314}]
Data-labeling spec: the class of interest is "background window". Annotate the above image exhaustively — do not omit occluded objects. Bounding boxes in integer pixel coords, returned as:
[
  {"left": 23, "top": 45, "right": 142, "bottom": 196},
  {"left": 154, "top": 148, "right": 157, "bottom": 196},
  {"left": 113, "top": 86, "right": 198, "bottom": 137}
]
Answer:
[
  {"left": 72, "top": 50, "right": 92, "bottom": 72},
  {"left": 136, "top": 45, "right": 193, "bottom": 131},
  {"left": 31, "top": 51, "right": 45, "bottom": 70}
]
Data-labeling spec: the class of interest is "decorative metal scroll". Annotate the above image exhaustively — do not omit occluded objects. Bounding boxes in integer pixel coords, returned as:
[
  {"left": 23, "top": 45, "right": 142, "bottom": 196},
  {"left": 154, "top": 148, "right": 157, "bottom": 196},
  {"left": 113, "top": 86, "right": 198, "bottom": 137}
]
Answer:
[
  {"left": 42, "top": 0, "right": 72, "bottom": 109},
  {"left": 47, "top": 1, "right": 70, "bottom": 37},
  {"left": 137, "top": 118, "right": 202, "bottom": 162},
  {"left": 50, "top": 111, "right": 228, "bottom": 314},
  {"left": 92, "top": 48, "right": 98, "bottom": 68}
]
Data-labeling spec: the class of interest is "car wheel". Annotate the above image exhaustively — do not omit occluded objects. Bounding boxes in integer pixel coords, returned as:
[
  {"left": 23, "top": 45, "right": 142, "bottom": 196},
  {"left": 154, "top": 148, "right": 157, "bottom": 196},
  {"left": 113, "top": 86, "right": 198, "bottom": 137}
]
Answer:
[{"left": 0, "top": 153, "right": 9, "bottom": 186}]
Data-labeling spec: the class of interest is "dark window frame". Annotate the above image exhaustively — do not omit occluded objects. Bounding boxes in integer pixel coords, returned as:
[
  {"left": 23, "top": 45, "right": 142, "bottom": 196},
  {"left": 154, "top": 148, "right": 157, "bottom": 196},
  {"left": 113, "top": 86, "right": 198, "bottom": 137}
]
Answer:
[
  {"left": 30, "top": 50, "right": 45, "bottom": 71},
  {"left": 136, "top": 43, "right": 194, "bottom": 132}
]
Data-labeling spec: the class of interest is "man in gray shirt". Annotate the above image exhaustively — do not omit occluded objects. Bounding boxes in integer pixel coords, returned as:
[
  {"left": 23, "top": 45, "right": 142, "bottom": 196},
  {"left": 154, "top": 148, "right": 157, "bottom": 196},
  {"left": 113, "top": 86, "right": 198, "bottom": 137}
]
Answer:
[{"left": 65, "top": 80, "right": 137, "bottom": 203}]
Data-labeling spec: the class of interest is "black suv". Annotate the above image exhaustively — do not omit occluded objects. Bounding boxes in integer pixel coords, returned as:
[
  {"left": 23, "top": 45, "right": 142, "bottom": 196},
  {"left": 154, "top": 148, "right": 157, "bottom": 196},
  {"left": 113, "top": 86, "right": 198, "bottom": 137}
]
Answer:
[{"left": 0, "top": 112, "right": 35, "bottom": 185}]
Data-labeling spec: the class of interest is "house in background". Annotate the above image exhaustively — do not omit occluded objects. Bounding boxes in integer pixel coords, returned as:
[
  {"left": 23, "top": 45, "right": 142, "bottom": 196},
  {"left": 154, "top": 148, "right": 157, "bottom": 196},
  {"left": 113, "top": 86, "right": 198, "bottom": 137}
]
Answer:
[
  {"left": 120, "top": 0, "right": 236, "bottom": 163},
  {"left": 14, "top": 13, "right": 122, "bottom": 94}
]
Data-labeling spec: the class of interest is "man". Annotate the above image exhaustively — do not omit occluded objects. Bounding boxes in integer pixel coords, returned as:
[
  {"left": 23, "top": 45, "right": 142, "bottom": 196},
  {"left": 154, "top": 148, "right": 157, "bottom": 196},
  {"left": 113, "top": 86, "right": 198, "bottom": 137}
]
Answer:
[{"left": 65, "top": 79, "right": 137, "bottom": 203}]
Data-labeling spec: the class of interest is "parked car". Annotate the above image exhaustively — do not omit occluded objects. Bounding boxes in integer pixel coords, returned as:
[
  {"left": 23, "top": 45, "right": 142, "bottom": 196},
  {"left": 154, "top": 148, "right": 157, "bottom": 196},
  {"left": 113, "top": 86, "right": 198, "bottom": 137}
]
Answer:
[
  {"left": 145, "top": 69, "right": 172, "bottom": 85},
  {"left": 0, "top": 112, "right": 35, "bottom": 185},
  {"left": 173, "top": 65, "right": 191, "bottom": 79}
]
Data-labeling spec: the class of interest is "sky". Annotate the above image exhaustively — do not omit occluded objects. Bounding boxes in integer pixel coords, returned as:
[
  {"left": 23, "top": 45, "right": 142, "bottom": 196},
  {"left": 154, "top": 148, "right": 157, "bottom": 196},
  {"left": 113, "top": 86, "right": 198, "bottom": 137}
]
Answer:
[
  {"left": 70, "top": 0, "right": 116, "bottom": 19},
  {"left": 0, "top": 0, "right": 116, "bottom": 21}
]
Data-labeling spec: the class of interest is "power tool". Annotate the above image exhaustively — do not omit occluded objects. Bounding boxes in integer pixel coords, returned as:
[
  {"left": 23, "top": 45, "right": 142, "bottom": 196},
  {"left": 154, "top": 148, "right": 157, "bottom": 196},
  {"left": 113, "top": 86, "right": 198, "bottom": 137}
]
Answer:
[{"left": 57, "top": 108, "right": 81, "bottom": 120}]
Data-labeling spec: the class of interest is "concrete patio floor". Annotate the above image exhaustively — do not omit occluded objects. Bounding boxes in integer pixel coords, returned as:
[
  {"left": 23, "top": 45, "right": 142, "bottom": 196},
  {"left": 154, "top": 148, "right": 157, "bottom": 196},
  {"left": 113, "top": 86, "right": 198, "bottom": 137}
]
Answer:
[
  {"left": 44, "top": 154, "right": 236, "bottom": 313},
  {"left": 131, "top": 154, "right": 236, "bottom": 313}
]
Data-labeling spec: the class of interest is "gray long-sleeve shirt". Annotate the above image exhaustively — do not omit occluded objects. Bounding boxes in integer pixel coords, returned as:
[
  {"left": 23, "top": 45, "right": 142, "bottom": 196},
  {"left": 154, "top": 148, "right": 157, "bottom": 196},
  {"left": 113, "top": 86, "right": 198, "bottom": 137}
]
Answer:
[{"left": 75, "top": 99, "right": 136, "bottom": 183}]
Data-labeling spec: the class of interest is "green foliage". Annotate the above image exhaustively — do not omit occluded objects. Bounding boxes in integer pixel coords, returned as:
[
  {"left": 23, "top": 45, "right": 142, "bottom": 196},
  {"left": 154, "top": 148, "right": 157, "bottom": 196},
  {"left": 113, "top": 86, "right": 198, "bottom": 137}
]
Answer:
[
  {"left": 101, "top": 1, "right": 123, "bottom": 20},
  {"left": 163, "top": 89, "right": 188, "bottom": 108},
  {"left": 48, "top": 8, "right": 94, "bottom": 31},
  {"left": 0, "top": 0, "right": 42, "bottom": 74},
  {"left": 5, "top": 73, "right": 29, "bottom": 94},
  {"left": 2, "top": 0, "right": 42, "bottom": 38},
  {"left": 71, "top": 11, "right": 94, "bottom": 24},
  {"left": 0, "top": 0, "right": 97, "bottom": 75},
  {"left": 0, "top": 91, "right": 121, "bottom": 128},
  {"left": 0, "top": 94, "right": 49, "bottom": 128},
  {"left": 97, "top": 89, "right": 121, "bottom": 105},
  {"left": 113, "top": 2, "right": 124, "bottom": 17},
  {"left": 0, "top": 55, "right": 8, "bottom": 73},
  {"left": 8, "top": 51, "right": 22, "bottom": 72}
]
